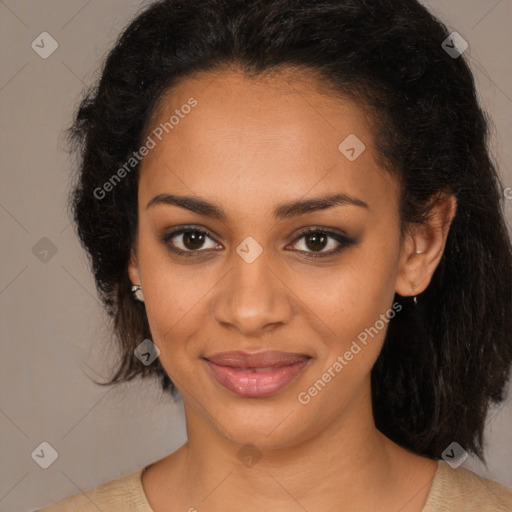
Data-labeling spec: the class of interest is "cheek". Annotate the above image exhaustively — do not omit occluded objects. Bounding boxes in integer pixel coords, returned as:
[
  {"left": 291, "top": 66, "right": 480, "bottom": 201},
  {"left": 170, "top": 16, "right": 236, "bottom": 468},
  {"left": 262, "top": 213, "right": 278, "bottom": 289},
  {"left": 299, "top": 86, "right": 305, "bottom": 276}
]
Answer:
[
  {"left": 135, "top": 236, "right": 203, "bottom": 342},
  {"left": 293, "top": 259, "right": 399, "bottom": 408},
  {"left": 296, "top": 246, "right": 399, "bottom": 347}
]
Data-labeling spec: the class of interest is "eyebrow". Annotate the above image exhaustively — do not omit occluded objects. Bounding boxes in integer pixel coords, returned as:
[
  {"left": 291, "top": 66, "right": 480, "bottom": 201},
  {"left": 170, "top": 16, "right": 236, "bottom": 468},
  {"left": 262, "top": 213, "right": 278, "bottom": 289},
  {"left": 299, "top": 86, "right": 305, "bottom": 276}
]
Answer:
[{"left": 146, "top": 192, "right": 369, "bottom": 220}]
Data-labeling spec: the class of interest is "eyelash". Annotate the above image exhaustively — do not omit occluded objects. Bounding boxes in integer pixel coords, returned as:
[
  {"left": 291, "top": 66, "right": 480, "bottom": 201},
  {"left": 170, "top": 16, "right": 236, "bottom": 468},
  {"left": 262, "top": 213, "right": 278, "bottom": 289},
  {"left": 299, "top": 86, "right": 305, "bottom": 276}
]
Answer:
[{"left": 161, "top": 225, "right": 356, "bottom": 259}]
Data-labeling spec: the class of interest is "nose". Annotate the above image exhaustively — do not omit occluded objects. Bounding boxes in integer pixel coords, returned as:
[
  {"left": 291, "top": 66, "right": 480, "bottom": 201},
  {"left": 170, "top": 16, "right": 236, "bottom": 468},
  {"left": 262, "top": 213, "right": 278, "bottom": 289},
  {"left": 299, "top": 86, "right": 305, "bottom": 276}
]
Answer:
[{"left": 212, "top": 248, "right": 295, "bottom": 337}]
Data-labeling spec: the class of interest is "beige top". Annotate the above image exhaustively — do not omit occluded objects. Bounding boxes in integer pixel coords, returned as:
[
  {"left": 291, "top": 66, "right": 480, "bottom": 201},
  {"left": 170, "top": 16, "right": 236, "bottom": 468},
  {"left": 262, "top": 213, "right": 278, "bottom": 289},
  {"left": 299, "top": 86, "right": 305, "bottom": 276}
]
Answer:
[{"left": 36, "top": 460, "right": 512, "bottom": 511}]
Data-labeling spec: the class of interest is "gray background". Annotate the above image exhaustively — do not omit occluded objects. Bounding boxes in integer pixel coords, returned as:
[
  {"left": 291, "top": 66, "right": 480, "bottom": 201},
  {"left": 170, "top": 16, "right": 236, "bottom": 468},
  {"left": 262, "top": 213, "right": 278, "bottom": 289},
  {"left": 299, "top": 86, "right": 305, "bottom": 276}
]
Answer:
[{"left": 0, "top": 1, "right": 511, "bottom": 510}]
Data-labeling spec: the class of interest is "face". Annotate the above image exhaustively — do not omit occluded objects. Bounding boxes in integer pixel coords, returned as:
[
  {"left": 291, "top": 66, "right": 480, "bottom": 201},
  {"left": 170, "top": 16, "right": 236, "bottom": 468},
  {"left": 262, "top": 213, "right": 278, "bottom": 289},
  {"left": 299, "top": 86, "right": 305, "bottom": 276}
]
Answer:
[{"left": 129, "top": 67, "right": 411, "bottom": 449}]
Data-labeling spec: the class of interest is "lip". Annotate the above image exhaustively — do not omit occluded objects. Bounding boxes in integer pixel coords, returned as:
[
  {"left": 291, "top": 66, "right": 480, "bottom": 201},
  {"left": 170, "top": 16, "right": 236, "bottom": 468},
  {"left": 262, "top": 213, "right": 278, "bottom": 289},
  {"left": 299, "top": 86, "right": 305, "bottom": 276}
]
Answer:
[
  {"left": 204, "top": 350, "right": 311, "bottom": 398},
  {"left": 205, "top": 350, "right": 311, "bottom": 368}
]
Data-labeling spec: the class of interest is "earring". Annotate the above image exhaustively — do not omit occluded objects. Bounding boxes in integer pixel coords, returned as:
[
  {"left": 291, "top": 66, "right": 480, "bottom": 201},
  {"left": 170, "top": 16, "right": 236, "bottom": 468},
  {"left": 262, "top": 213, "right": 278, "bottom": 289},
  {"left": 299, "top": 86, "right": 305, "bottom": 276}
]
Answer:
[
  {"left": 131, "top": 284, "right": 144, "bottom": 302},
  {"left": 412, "top": 252, "right": 422, "bottom": 305},
  {"left": 410, "top": 282, "right": 418, "bottom": 305}
]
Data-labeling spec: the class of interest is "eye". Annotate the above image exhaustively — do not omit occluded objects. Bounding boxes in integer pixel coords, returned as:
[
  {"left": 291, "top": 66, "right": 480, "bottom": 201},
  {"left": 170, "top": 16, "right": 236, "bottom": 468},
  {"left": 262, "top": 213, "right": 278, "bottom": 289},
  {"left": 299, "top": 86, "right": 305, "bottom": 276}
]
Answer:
[
  {"left": 161, "top": 225, "right": 356, "bottom": 259},
  {"left": 161, "top": 226, "right": 220, "bottom": 257},
  {"left": 287, "top": 228, "right": 355, "bottom": 258}
]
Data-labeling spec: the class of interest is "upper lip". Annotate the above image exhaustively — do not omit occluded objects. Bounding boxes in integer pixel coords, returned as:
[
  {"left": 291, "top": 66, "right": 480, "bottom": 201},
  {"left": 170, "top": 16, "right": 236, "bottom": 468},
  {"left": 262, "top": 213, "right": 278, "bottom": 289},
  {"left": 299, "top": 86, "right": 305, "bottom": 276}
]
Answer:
[{"left": 204, "top": 350, "right": 311, "bottom": 368}]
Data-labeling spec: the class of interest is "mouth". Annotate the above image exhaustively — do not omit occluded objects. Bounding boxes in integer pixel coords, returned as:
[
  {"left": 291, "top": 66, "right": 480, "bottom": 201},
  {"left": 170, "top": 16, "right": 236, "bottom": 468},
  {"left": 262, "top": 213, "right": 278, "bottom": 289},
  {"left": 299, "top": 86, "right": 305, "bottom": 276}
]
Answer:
[{"left": 203, "top": 350, "right": 312, "bottom": 398}]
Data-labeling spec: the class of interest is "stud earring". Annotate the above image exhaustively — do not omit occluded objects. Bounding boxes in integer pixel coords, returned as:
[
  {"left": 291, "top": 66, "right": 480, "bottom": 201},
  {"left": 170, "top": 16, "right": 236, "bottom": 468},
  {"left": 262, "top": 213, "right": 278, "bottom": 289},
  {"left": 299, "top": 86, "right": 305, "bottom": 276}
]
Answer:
[{"left": 131, "top": 284, "right": 144, "bottom": 302}]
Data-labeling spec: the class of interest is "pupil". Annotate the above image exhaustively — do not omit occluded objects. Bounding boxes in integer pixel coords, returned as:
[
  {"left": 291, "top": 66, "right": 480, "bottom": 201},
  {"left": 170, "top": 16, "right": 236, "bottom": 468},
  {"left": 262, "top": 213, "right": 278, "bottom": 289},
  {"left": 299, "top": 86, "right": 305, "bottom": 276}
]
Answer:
[
  {"left": 184, "top": 231, "right": 205, "bottom": 250},
  {"left": 306, "top": 232, "right": 327, "bottom": 252}
]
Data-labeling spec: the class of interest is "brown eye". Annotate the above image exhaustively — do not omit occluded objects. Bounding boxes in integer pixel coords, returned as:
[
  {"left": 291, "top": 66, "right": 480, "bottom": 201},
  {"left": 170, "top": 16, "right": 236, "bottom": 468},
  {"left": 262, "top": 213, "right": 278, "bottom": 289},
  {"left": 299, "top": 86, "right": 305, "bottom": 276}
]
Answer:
[
  {"left": 304, "top": 232, "right": 328, "bottom": 252},
  {"left": 289, "top": 228, "right": 355, "bottom": 258},
  {"left": 182, "top": 230, "right": 207, "bottom": 250},
  {"left": 161, "top": 226, "right": 219, "bottom": 256}
]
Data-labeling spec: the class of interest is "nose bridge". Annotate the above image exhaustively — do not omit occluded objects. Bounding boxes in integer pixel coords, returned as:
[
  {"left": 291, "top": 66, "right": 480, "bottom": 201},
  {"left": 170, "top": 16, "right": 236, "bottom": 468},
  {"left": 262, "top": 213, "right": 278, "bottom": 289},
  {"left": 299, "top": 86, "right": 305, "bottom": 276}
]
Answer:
[
  {"left": 213, "top": 241, "right": 293, "bottom": 335},
  {"left": 232, "top": 245, "right": 275, "bottom": 299}
]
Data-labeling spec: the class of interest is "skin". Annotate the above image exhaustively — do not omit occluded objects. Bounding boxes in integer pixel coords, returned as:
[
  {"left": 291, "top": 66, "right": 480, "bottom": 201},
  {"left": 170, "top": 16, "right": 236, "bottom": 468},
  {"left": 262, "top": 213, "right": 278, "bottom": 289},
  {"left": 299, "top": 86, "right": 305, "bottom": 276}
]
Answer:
[{"left": 128, "top": 66, "right": 457, "bottom": 512}]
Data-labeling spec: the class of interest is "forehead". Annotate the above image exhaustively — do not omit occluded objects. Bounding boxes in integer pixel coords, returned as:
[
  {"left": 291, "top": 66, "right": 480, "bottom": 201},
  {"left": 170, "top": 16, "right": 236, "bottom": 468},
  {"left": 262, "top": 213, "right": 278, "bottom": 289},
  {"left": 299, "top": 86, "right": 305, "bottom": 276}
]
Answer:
[
  {"left": 147, "top": 66, "right": 372, "bottom": 151},
  {"left": 138, "top": 67, "right": 398, "bottom": 215}
]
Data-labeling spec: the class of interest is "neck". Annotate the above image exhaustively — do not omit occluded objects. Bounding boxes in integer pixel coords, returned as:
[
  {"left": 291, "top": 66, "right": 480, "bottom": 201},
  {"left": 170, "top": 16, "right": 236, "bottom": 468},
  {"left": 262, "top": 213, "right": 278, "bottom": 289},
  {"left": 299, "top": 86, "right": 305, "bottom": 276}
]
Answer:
[{"left": 163, "top": 382, "right": 436, "bottom": 511}]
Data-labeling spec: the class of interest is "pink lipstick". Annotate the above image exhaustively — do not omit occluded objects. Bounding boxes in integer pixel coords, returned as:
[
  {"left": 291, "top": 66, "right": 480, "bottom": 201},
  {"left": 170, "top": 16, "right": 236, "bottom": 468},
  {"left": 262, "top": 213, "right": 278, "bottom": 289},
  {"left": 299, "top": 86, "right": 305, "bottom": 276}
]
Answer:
[{"left": 204, "top": 350, "right": 311, "bottom": 398}]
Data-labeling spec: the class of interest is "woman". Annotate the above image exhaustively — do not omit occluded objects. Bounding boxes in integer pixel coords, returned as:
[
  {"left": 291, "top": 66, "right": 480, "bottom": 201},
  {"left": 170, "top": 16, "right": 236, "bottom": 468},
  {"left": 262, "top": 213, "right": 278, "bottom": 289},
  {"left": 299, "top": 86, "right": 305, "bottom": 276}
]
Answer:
[{"left": 37, "top": 0, "right": 512, "bottom": 510}]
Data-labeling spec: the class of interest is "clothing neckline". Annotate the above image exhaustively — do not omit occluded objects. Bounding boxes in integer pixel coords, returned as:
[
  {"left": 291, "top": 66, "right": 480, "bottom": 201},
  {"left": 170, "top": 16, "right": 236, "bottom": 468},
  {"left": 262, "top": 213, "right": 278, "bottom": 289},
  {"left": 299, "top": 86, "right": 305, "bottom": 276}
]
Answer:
[
  {"left": 133, "top": 460, "right": 445, "bottom": 511},
  {"left": 133, "top": 465, "right": 154, "bottom": 511}
]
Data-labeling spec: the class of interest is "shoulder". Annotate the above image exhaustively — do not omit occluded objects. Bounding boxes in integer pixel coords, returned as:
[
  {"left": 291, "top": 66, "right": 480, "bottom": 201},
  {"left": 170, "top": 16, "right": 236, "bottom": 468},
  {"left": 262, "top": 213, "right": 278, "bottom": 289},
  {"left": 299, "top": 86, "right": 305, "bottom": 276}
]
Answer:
[
  {"left": 34, "top": 467, "right": 153, "bottom": 511},
  {"left": 423, "top": 460, "right": 512, "bottom": 511}
]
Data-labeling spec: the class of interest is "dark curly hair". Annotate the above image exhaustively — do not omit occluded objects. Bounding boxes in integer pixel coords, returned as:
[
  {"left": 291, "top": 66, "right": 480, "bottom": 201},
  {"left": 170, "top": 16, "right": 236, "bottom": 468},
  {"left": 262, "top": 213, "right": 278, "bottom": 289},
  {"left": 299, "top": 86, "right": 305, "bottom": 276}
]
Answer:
[{"left": 67, "top": 0, "right": 512, "bottom": 463}]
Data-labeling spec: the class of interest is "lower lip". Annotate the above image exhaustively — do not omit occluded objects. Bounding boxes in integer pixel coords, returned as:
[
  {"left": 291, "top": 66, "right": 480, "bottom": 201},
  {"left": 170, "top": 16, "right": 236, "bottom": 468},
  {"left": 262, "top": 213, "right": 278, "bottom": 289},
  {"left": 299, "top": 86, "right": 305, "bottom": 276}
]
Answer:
[{"left": 205, "top": 359, "right": 310, "bottom": 398}]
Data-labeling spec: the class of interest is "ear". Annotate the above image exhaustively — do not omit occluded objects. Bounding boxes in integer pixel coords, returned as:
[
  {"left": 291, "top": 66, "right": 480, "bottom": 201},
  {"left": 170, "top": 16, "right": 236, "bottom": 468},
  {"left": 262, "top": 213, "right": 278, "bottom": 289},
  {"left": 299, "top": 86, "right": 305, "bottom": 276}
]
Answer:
[
  {"left": 395, "top": 194, "right": 457, "bottom": 298},
  {"left": 128, "top": 246, "right": 142, "bottom": 286}
]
